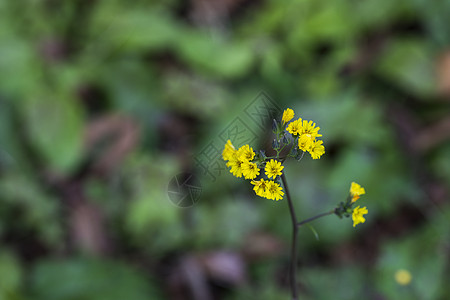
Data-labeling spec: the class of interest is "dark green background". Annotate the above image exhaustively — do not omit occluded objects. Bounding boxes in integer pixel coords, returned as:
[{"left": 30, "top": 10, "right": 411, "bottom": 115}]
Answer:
[{"left": 0, "top": 0, "right": 449, "bottom": 299}]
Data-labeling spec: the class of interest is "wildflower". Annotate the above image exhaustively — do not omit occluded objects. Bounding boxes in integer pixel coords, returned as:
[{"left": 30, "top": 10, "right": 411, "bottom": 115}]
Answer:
[
  {"left": 298, "top": 135, "right": 314, "bottom": 152},
  {"left": 265, "top": 159, "right": 284, "bottom": 179},
  {"left": 395, "top": 269, "right": 412, "bottom": 286},
  {"left": 225, "top": 151, "right": 237, "bottom": 167},
  {"left": 222, "top": 140, "right": 236, "bottom": 161},
  {"left": 350, "top": 182, "right": 365, "bottom": 202},
  {"left": 299, "top": 120, "right": 322, "bottom": 139},
  {"left": 286, "top": 119, "right": 302, "bottom": 136},
  {"left": 265, "top": 180, "right": 284, "bottom": 201},
  {"left": 238, "top": 144, "right": 255, "bottom": 162},
  {"left": 308, "top": 140, "right": 325, "bottom": 159},
  {"left": 282, "top": 108, "right": 295, "bottom": 124},
  {"left": 252, "top": 179, "right": 268, "bottom": 198},
  {"left": 242, "top": 161, "right": 260, "bottom": 180},
  {"left": 352, "top": 206, "right": 368, "bottom": 227},
  {"left": 228, "top": 155, "right": 244, "bottom": 178}
]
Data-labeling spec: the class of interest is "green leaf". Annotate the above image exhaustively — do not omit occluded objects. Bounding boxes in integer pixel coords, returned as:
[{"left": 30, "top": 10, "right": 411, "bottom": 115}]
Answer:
[
  {"left": 0, "top": 251, "right": 23, "bottom": 296},
  {"left": 376, "top": 39, "right": 436, "bottom": 98},
  {"left": 305, "top": 223, "right": 320, "bottom": 241},
  {"left": 21, "top": 96, "right": 84, "bottom": 174}
]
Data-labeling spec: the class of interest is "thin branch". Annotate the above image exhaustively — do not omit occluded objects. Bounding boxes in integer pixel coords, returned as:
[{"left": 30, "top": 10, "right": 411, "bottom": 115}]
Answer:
[{"left": 297, "top": 209, "right": 335, "bottom": 227}]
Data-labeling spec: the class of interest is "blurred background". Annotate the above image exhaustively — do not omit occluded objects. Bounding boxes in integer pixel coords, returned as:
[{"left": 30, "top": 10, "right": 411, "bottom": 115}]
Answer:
[{"left": 0, "top": 0, "right": 449, "bottom": 299}]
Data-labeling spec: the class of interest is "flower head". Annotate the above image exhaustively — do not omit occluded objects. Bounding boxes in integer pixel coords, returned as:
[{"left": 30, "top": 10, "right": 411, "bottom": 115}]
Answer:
[
  {"left": 265, "top": 159, "right": 284, "bottom": 179},
  {"left": 228, "top": 155, "right": 244, "bottom": 178},
  {"left": 242, "top": 161, "right": 260, "bottom": 180},
  {"left": 350, "top": 182, "right": 365, "bottom": 202},
  {"left": 300, "top": 120, "right": 322, "bottom": 139},
  {"left": 352, "top": 206, "right": 368, "bottom": 227},
  {"left": 222, "top": 140, "right": 236, "bottom": 161},
  {"left": 237, "top": 144, "right": 255, "bottom": 162},
  {"left": 298, "top": 134, "right": 314, "bottom": 152},
  {"left": 265, "top": 180, "right": 284, "bottom": 201},
  {"left": 286, "top": 119, "right": 302, "bottom": 136},
  {"left": 282, "top": 108, "right": 295, "bottom": 124},
  {"left": 251, "top": 179, "right": 268, "bottom": 198},
  {"left": 308, "top": 139, "right": 325, "bottom": 159}
]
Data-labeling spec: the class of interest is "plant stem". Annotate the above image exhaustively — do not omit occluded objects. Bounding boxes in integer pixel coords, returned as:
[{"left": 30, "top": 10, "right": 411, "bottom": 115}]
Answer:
[
  {"left": 297, "top": 210, "right": 335, "bottom": 227},
  {"left": 281, "top": 172, "right": 335, "bottom": 300},
  {"left": 281, "top": 173, "right": 298, "bottom": 300}
]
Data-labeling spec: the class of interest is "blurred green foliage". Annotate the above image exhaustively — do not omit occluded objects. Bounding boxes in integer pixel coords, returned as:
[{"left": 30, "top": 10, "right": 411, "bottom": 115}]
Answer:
[
  {"left": 31, "top": 258, "right": 161, "bottom": 300},
  {"left": 0, "top": 0, "right": 449, "bottom": 299}
]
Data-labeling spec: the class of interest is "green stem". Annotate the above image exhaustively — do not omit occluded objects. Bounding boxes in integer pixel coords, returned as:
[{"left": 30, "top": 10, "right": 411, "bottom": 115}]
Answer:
[
  {"left": 297, "top": 210, "right": 335, "bottom": 227},
  {"left": 281, "top": 171, "right": 336, "bottom": 300},
  {"left": 281, "top": 173, "right": 298, "bottom": 300}
]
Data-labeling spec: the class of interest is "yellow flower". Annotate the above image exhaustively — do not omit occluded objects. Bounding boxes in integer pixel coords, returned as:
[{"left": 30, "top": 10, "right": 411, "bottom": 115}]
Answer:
[
  {"left": 308, "top": 140, "right": 325, "bottom": 159},
  {"left": 251, "top": 179, "right": 268, "bottom": 198},
  {"left": 265, "top": 159, "right": 284, "bottom": 179},
  {"left": 228, "top": 155, "right": 244, "bottom": 178},
  {"left": 222, "top": 140, "right": 236, "bottom": 161},
  {"left": 350, "top": 182, "right": 365, "bottom": 202},
  {"left": 265, "top": 180, "right": 284, "bottom": 201},
  {"left": 352, "top": 206, "right": 368, "bottom": 227},
  {"left": 242, "top": 161, "right": 260, "bottom": 180},
  {"left": 395, "top": 269, "right": 412, "bottom": 286},
  {"left": 286, "top": 118, "right": 302, "bottom": 136},
  {"left": 299, "top": 120, "right": 322, "bottom": 139},
  {"left": 298, "top": 135, "right": 314, "bottom": 152},
  {"left": 282, "top": 108, "right": 295, "bottom": 124},
  {"left": 237, "top": 144, "right": 255, "bottom": 162},
  {"left": 225, "top": 151, "right": 236, "bottom": 167}
]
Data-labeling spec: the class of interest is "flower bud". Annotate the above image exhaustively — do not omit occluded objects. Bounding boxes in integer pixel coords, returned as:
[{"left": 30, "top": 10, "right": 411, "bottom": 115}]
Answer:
[
  {"left": 260, "top": 150, "right": 266, "bottom": 159},
  {"left": 272, "top": 139, "right": 279, "bottom": 149}
]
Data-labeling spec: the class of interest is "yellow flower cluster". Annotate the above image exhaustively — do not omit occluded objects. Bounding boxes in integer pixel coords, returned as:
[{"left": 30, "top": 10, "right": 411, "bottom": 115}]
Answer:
[
  {"left": 350, "top": 182, "right": 367, "bottom": 227},
  {"left": 222, "top": 140, "right": 284, "bottom": 201},
  {"left": 222, "top": 108, "right": 329, "bottom": 202},
  {"left": 334, "top": 182, "right": 368, "bottom": 228},
  {"left": 251, "top": 178, "right": 284, "bottom": 201},
  {"left": 222, "top": 140, "right": 259, "bottom": 180},
  {"left": 285, "top": 109, "right": 325, "bottom": 160}
]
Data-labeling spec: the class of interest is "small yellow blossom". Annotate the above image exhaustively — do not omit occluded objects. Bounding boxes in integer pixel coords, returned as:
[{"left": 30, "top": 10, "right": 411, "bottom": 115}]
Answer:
[
  {"left": 298, "top": 135, "right": 314, "bottom": 152},
  {"left": 300, "top": 120, "right": 322, "bottom": 139},
  {"left": 242, "top": 161, "right": 260, "bottom": 180},
  {"left": 350, "top": 182, "right": 365, "bottom": 202},
  {"left": 308, "top": 140, "right": 325, "bottom": 160},
  {"left": 282, "top": 108, "right": 295, "bottom": 124},
  {"left": 237, "top": 144, "right": 255, "bottom": 162},
  {"left": 395, "top": 269, "right": 412, "bottom": 286},
  {"left": 265, "top": 159, "right": 284, "bottom": 179},
  {"left": 228, "top": 155, "right": 244, "bottom": 178},
  {"left": 352, "top": 206, "right": 368, "bottom": 227},
  {"left": 265, "top": 180, "right": 284, "bottom": 201},
  {"left": 251, "top": 179, "right": 268, "bottom": 198},
  {"left": 222, "top": 140, "right": 236, "bottom": 161},
  {"left": 286, "top": 119, "right": 302, "bottom": 136}
]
